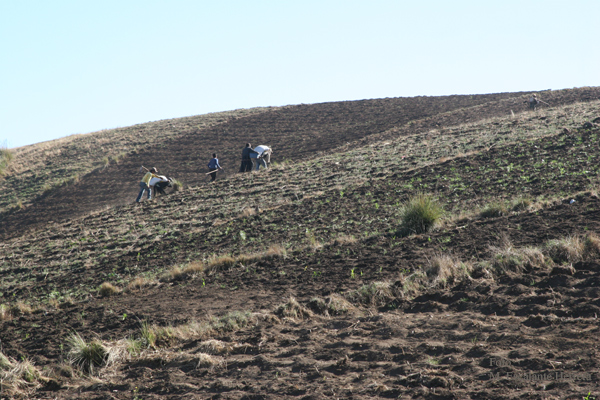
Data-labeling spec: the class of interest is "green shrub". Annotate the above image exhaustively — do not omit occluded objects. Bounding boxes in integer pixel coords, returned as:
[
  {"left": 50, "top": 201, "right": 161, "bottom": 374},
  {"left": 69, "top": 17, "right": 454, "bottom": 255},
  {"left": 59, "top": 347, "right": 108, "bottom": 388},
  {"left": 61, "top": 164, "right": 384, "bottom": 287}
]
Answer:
[{"left": 398, "top": 193, "right": 443, "bottom": 236}]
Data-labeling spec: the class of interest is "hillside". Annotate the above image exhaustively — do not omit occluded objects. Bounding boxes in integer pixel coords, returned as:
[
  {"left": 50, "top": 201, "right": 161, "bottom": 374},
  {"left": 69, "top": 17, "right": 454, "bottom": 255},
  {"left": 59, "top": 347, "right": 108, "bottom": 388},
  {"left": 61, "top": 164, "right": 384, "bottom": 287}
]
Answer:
[
  {"left": 0, "top": 89, "right": 569, "bottom": 239},
  {"left": 1, "top": 88, "right": 600, "bottom": 399}
]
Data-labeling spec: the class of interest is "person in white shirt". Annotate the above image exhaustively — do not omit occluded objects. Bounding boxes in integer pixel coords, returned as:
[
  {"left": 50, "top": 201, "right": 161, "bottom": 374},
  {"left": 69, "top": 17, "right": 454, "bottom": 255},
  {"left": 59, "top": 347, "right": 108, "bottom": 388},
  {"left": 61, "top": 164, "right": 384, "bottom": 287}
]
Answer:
[
  {"left": 251, "top": 145, "right": 273, "bottom": 171},
  {"left": 149, "top": 175, "right": 170, "bottom": 196}
]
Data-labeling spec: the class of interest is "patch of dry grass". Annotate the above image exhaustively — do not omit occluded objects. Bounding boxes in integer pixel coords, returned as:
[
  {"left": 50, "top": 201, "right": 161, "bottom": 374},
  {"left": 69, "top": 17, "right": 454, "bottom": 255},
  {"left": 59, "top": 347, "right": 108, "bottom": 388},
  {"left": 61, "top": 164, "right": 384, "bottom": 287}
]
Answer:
[
  {"left": 479, "top": 201, "right": 509, "bottom": 219},
  {"left": 345, "top": 281, "right": 399, "bottom": 307},
  {"left": 0, "top": 303, "right": 12, "bottom": 321},
  {"left": 544, "top": 235, "right": 584, "bottom": 264},
  {"left": 488, "top": 238, "right": 547, "bottom": 274},
  {"left": 583, "top": 233, "right": 600, "bottom": 259},
  {"left": 0, "top": 351, "right": 44, "bottom": 398},
  {"left": 425, "top": 254, "right": 472, "bottom": 287},
  {"left": 308, "top": 294, "right": 353, "bottom": 316},
  {"left": 11, "top": 301, "right": 33, "bottom": 316},
  {"left": 333, "top": 235, "right": 358, "bottom": 246},
  {"left": 275, "top": 297, "right": 313, "bottom": 320},
  {"left": 99, "top": 282, "right": 121, "bottom": 297},
  {"left": 197, "top": 339, "right": 232, "bottom": 355},
  {"left": 264, "top": 244, "right": 288, "bottom": 259},
  {"left": 206, "top": 255, "right": 237, "bottom": 272},
  {"left": 127, "top": 276, "right": 158, "bottom": 292},
  {"left": 196, "top": 353, "right": 225, "bottom": 369},
  {"left": 0, "top": 145, "right": 14, "bottom": 177}
]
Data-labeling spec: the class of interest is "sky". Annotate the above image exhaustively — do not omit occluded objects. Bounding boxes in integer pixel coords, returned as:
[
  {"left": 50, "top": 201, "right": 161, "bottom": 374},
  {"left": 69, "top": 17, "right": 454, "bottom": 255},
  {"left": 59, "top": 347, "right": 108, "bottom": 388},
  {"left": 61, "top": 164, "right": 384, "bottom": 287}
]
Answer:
[{"left": 1, "top": 0, "right": 599, "bottom": 149}]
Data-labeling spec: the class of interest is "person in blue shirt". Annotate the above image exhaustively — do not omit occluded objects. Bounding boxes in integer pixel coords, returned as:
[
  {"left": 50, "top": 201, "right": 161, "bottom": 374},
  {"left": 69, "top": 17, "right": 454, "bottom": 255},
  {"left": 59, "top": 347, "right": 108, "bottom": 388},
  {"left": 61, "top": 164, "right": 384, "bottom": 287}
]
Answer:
[{"left": 207, "top": 153, "right": 222, "bottom": 182}]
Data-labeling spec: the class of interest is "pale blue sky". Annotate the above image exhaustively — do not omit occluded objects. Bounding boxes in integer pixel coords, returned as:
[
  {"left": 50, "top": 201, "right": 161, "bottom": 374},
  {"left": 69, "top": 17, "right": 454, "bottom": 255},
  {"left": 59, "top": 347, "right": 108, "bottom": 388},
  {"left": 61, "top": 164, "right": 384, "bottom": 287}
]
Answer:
[{"left": 1, "top": 0, "right": 599, "bottom": 148}]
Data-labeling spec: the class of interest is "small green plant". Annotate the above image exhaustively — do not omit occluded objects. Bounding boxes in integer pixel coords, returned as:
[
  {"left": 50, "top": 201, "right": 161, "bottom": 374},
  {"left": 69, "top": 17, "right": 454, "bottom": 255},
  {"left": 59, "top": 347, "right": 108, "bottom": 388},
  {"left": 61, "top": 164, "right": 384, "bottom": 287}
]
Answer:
[
  {"left": 140, "top": 321, "right": 157, "bottom": 348},
  {"left": 427, "top": 357, "right": 440, "bottom": 365}
]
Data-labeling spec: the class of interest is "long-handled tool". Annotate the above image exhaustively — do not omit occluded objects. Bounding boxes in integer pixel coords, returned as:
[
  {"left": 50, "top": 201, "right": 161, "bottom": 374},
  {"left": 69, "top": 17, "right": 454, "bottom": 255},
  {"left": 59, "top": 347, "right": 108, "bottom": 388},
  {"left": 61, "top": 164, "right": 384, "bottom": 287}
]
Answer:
[{"left": 205, "top": 167, "right": 224, "bottom": 175}]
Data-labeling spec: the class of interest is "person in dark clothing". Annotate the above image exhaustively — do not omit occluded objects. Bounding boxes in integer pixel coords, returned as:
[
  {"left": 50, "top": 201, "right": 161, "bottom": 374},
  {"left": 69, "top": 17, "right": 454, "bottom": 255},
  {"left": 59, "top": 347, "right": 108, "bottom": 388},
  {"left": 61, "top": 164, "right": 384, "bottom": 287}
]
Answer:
[
  {"left": 239, "top": 143, "right": 259, "bottom": 173},
  {"left": 528, "top": 94, "right": 539, "bottom": 110},
  {"left": 207, "top": 153, "right": 222, "bottom": 182}
]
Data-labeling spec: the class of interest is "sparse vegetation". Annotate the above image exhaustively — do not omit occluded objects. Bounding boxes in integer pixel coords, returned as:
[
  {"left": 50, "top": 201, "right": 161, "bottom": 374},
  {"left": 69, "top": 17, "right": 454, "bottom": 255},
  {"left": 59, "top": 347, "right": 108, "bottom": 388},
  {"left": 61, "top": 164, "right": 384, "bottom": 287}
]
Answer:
[
  {"left": 0, "top": 143, "right": 14, "bottom": 177},
  {"left": 1, "top": 89, "right": 600, "bottom": 398}
]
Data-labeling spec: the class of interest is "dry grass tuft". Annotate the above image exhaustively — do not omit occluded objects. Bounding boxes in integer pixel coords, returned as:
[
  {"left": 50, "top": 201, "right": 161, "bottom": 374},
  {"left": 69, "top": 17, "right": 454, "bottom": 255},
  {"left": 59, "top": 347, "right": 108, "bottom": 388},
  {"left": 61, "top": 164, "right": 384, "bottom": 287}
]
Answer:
[
  {"left": 264, "top": 244, "right": 288, "bottom": 259},
  {"left": 67, "top": 332, "right": 109, "bottom": 374},
  {"left": 197, "top": 339, "right": 232, "bottom": 355},
  {"left": 426, "top": 254, "right": 472, "bottom": 287},
  {"left": 196, "top": 353, "right": 225, "bottom": 369},
  {"left": 275, "top": 297, "right": 313, "bottom": 320},
  {"left": 583, "top": 233, "right": 600, "bottom": 259},
  {"left": 0, "top": 145, "right": 14, "bottom": 176},
  {"left": 345, "top": 281, "right": 400, "bottom": 307},
  {"left": 489, "top": 237, "right": 548, "bottom": 273},
  {"left": 544, "top": 236, "right": 584, "bottom": 264},
  {"left": 240, "top": 206, "right": 257, "bottom": 217},
  {"left": 171, "top": 179, "right": 183, "bottom": 192},
  {"left": 511, "top": 197, "right": 532, "bottom": 211},
  {"left": 11, "top": 301, "right": 33, "bottom": 316},
  {"left": 236, "top": 252, "right": 263, "bottom": 265},
  {"left": 99, "top": 282, "right": 121, "bottom": 297},
  {"left": 308, "top": 294, "right": 353, "bottom": 316},
  {"left": 479, "top": 201, "right": 509, "bottom": 218},
  {"left": 206, "top": 255, "right": 237, "bottom": 273},
  {"left": 1, "top": 304, "right": 12, "bottom": 321},
  {"left": 0, "top": 351, "right": 44, "bottom": 397},
  {"left": 334, "top": 235, "right": 358, "bottom": 245},
  {"left": 127, "top": 276, "right": 158, "bottom": 292}
]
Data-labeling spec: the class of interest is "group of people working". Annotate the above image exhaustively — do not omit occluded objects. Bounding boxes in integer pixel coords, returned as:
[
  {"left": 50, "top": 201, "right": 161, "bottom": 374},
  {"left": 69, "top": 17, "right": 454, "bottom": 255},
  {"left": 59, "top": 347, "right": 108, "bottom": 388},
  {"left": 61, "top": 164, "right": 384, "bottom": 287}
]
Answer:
[
  {"left": 135, "top": 167, "right": 172, "bottom": 202},
  {"left": 135, "top": 144, "right": 273, "bottom": 202}
]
